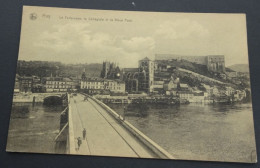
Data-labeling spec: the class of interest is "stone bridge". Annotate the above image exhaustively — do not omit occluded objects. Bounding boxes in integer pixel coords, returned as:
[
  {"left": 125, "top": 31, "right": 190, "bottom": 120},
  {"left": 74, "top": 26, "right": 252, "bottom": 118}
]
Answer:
[
  {"left": 12, "top": 92, "right": 66, "bottom": 103},
  {"left": 55, "top": 93, "right": 175, "bottom": 159}
]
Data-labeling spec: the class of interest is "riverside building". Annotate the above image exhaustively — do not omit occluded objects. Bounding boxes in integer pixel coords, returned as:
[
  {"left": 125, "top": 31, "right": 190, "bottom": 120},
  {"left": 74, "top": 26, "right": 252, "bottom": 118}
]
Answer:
[{"left": 81, "top": 77, "right": 125, "bottom": 94}]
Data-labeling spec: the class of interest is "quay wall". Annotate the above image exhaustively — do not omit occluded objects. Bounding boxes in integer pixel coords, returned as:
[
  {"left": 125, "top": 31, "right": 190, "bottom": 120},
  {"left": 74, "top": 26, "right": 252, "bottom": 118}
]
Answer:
[{"left": 12, "top": 93, "right": 64, "bottom": 103}]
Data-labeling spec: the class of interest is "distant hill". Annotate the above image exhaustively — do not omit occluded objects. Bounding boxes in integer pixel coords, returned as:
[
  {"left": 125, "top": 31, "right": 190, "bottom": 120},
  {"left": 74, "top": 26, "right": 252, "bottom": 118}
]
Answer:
[
  {"left": 227, "top": 64, "right": 249, "bottom": 73},
  {"left": 17, "top": 60, "right": 103, "bottom": 78}
]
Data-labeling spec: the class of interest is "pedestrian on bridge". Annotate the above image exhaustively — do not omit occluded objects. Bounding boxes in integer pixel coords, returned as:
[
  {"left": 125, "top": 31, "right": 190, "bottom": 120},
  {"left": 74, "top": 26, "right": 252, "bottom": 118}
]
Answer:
[
  {"left": 83, "top": 128, "right": 86, "bottom": 140},
  {"left": 77, "top": 137, "right": 82, "bottom": 150}
]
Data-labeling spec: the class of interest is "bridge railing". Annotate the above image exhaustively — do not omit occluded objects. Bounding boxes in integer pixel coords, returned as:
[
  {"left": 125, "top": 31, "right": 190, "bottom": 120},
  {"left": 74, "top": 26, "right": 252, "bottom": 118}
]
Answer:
[
  {"left": 67, "top": 93, "right": 77, "bottom": 154},
  {"left": 81, "top": 93, "right": 175, "bottom": 159}
]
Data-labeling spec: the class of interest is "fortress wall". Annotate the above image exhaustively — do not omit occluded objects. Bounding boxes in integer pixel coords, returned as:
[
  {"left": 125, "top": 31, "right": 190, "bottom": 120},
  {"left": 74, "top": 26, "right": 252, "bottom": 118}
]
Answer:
[
  {"left": 206, "top": 55, "right": 225, "bottom": 72},
  {"left": 155, "top": 54, "right": 207, "bottom": 65},
  {"left": 155, "top": 54, "right": 226, "bottom": 73}
]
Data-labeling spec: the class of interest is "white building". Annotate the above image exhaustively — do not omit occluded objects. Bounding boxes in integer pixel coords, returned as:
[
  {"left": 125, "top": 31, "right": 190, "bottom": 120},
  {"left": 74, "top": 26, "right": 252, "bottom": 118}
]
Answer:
[
  {"left": 225, "top": 86, "right": 235, "bottom": 96},
  {"left": 45, "top": 77, "right": 75, "bottom": 92},
  {"left": 81, "top": 78, "right": 125, "bottom": 93},
  {"left": 191, "top": 92, "right": 205, "bottom": 103}
]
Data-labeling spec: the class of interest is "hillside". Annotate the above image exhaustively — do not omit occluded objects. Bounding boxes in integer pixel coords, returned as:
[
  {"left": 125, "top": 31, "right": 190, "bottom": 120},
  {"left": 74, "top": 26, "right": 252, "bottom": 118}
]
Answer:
[
  {"left": 156, "top": 59, "right": 230, "bottom": 84},
  {"left": 17, "top": 60, "right": 103, "bottom": 78},
  {"left": 157, "top": 59, "right": 214, "bottom": 77},
  {"left": 227, "top": 64, "right": 249, "bottom": 73}
]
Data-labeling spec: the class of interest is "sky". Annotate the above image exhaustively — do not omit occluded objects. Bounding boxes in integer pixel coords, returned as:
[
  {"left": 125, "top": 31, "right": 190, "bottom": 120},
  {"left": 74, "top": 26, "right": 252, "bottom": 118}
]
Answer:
[{"left": 19, "top": 6, "right": 249, "bottom": 68}]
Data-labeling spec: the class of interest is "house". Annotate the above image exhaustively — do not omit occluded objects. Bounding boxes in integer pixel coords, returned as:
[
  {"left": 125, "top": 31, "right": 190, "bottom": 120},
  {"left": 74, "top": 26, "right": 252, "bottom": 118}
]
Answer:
[
  {"left": 178, "top": 91, "right": 193, "bottom": 103},
  {"left": 45, "top": 77, "right": 74, "bottom": 92},
  {"left": 165, "top": 90, "right": 178, "bottom": 96},
  {"left": 233, "top": 90, "right": 246, "bottom": 101},
  {"left": 163, "top": 80, "right": 178, "bottom": 91},
  {"left": 153, "top": 80, "right": 165, "bottom": 94},
  {"left": 153, "top": 81, "right": 164, "bottom": 89},
  {"left": 191, "top": 91, "right": 205, "bottom": 103},
  {"left": 225, "top": 86, "right": 235, "bottom": 96},
  {"left": 19, "top": 76, "right": 33, "bottom": 93},
  {"left": 81, "top": 78, "right": 125, "bottom": 94},
  {"left": 14, "top": 74, "right": 20, "bottom": 93},
  {"left": 180, "top": 83, "right": 190, "bottom": 91},
  {"left": 203, "top": 84, "right": 212, "bottom": 96},
  {"left": 212, "top": 86, "right": 219, "bottom": 96}
]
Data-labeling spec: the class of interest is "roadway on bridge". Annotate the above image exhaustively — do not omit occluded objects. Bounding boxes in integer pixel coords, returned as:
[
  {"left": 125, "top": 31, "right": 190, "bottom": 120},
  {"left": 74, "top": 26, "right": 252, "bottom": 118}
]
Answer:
[{"left": 69, "top": 94, "right": 157, "bottom": 158}]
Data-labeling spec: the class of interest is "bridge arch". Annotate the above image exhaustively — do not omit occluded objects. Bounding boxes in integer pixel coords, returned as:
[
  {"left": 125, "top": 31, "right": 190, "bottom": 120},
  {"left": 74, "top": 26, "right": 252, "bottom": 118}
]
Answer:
[{"left": 43, "top": 95, "right": 63, "bottom": 106}]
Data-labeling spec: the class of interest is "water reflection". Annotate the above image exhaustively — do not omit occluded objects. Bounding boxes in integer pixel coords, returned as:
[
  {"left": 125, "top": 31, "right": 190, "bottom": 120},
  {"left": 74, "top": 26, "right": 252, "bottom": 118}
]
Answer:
[
  {"left": 43, "top": 105, "right": 64, "bottom": 113},
  {"left": 127, "top": 103, "right": 149, "bottom": 117}
]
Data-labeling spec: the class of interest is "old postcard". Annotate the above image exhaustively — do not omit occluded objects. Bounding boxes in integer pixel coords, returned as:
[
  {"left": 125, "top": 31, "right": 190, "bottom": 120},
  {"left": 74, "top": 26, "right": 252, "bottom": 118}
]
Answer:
[{"left": 6, "top": 6, "right": 257, "bottom": 163}]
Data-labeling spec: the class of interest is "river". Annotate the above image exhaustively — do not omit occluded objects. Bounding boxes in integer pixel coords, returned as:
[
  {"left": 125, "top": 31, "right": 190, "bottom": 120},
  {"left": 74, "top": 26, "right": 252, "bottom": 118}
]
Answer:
[
  {"left": 106, "top": 103, "right": 256, "bottom": 162},
  {"left": 6, "top": 103, "right": 65, "bottom": 154},
  {"left": 6, "top": 102, "right": 256, "bottom": 162}
]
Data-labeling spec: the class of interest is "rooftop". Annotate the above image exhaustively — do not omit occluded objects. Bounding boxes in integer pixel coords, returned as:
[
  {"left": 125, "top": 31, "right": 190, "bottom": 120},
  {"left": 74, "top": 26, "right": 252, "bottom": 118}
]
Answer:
[
  {"left": 123, "top": 68, "right": 139, "bottom": 73},
  {"left": 45, "top": 77, "right": 72, "bottom": 81},
  {"left": 180, "top": 84, "right": 189, "bottom": 88},
  {"left": 82, "top": 77, "right": 125, "bottom": 83}
]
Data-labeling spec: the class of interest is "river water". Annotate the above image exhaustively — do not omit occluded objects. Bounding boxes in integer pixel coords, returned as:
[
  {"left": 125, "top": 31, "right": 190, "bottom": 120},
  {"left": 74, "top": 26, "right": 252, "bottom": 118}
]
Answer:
[
  {"left": 6, "top": 103, "right": 64, "bottom": 154},
  {"left": 6, "top": 102, "right": 256, "bottom": 162},
  {"left": 107, "top": 103, "right": 256, "bottom": 162}
]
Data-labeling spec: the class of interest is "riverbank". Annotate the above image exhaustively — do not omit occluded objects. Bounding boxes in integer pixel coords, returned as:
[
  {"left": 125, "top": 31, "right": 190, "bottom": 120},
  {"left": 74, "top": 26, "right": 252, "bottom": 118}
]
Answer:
[
  {"left": 12, "top": 93, "right": 65, "bottom": 103},
  {"left": 94, "top": 94, "right": 247, "bottom": 105}
]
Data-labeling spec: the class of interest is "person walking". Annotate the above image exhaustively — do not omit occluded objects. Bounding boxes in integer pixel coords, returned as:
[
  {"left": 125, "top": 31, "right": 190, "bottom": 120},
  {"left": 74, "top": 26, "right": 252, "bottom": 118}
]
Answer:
[
  {"left": 77, "top": 137, "right": 82, "bottom": 150},
  {"left": 83, "top": 128, "right": 86, "bottom": 140}
]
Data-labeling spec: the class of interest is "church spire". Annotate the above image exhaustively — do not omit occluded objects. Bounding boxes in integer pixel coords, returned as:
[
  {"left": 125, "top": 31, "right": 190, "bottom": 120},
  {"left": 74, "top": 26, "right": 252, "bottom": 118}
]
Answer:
[{"left": 81, "top": 67, "right": 86, "bottom": 80}]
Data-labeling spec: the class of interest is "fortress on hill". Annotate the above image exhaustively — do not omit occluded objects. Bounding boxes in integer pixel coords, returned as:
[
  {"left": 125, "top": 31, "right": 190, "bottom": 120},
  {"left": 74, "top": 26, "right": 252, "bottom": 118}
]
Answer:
[{"left": 155, "top": 54, "right": 225, "bottom": 73}]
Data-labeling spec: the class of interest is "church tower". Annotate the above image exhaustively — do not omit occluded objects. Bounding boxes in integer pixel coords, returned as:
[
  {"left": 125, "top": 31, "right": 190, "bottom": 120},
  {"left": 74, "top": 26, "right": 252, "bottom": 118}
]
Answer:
[
  {"left": 138, "top": 57, "right": 154, "bottom": 93},
  {"left": 81, "top": 68, "right": 87, "bottom": 89}
]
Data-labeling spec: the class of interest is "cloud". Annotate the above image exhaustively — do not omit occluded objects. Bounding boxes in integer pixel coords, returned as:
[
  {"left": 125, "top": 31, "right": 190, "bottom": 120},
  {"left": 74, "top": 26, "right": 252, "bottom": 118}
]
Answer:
[
  {"left": 35, "top": 23, "right": 91, "bottom": 52},
  {"left": 155, "top": 19, "right": 209, "bottom": 39},
  {"left": 121, "top": 37, "right": 155, "bottom": 52},
  {"left": 33, "top": 23, "right": 155, "bottom": 67}
]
